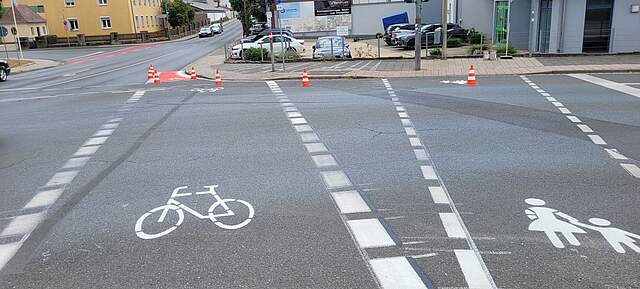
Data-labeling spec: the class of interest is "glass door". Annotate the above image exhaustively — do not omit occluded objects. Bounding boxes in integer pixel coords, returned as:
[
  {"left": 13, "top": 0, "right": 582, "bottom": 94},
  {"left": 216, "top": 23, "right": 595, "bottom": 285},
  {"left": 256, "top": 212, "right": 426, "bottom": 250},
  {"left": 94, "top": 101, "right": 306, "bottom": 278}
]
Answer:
[
  {"left": 538, "top": 0, "right": 552, "bottom": 52},
  {"left": 494, "top": 1, "right": 509, "bottom": 44},
  {"left": 582, "top": 0, "right": 613, "bottom": 53}
]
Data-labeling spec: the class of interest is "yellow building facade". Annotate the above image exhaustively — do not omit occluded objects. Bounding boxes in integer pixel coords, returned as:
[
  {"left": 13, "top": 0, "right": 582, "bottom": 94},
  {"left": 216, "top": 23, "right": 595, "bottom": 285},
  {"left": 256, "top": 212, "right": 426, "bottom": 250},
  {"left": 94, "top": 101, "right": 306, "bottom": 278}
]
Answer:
[{"left": 16, "top": 0, "right": 165, "bottom": 37}]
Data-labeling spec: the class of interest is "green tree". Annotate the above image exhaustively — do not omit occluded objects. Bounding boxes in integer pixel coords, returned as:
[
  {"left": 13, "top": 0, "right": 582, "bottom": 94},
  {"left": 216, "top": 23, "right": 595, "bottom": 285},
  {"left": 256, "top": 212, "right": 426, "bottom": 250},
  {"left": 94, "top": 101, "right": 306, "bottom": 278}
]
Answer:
[
  {"left": 166, "top": 0, "right": 195, "bottom": 27},
  {"left": 230, "top": 0, "right": 267, "bottom": 35}
]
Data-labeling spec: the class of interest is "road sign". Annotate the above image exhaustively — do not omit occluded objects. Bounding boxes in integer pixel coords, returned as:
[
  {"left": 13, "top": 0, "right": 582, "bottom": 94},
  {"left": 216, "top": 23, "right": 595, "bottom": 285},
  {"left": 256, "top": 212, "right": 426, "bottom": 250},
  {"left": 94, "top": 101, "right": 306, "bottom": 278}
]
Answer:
[
  {"left": 10, "top": 27, "right": 17, "bottom": 36},
  {"left": 336, "top": 26, "right": 349, "bottom": 36},
  {"left": 0, "top": 27, "right": 7, "bottom": 37}
]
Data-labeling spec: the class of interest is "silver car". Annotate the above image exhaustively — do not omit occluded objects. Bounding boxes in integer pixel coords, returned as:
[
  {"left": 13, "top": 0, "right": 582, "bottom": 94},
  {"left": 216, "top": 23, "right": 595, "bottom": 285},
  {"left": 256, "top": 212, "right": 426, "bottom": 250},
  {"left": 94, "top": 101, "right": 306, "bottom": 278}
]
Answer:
[{"left": 313, "top": 36, "right": 351, "bottom": 59}]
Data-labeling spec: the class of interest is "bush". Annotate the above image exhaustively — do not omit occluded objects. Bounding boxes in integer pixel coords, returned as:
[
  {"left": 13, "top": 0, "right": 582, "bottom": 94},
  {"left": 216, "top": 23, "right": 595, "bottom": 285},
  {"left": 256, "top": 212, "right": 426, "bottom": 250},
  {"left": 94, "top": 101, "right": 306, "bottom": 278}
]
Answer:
[
  {"left": 243, "top": 47, "right": 269, "bottom": 61},
  {"left": 274, "top": 49, "right": 301, "bottom": 61},
  {"left": 467, "top": 31, "right": 484, "bottom": 44},
  {"left": 447, "top": 38, "right": 464, "bottom": 48},
  {"left": 467, "top": 44, "right": 489, "bottom": 55},
  {"left": 496, "top": 44, "right": 517, "bottom": 55},
  {"left": 429, "top": 48, "right": 442, "bottom": 56}
]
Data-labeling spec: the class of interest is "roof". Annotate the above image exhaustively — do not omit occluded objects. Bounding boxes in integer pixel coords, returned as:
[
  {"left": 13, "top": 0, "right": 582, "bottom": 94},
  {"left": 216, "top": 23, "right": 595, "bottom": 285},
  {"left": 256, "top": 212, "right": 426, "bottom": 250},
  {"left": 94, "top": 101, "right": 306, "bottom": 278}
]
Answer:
[
  {"left": 0, "top": 4, "right": 46, "bottom": 25},
  {"left": 185, "top": 0, "right": 229, "bottom": 12}
]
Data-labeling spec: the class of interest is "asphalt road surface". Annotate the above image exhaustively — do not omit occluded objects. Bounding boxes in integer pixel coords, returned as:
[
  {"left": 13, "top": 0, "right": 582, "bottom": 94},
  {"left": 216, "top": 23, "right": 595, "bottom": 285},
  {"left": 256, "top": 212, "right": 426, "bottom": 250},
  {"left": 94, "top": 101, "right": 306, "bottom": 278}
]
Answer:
[{"left": 1, "top": 26, "right": 639, "bottom": 288}]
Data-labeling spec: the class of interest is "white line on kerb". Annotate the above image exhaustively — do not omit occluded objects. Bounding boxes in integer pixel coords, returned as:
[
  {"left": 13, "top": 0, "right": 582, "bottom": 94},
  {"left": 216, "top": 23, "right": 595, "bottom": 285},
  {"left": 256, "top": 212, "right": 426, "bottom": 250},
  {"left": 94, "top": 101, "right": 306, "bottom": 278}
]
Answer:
[
  {"left": 620, "top": 164, "right": 640, "bottom": 178},
  {"left": 311, "top": 154, "right": 338, "bottom": 168},
  {"left": 409, "top": 137, "right": 422, "bottom": 147},
  {"left": 546, "top": 97, "right": 557, "bottom": 102},
  {"left": 0, "top": 242, "right": 23, "bottom": 271},
  {"left": 331, "top": 190, "right": 372, "bottom": 214},
  {"left": 558, "top": 107, "right": 572, "bottom": 114},
  {"left": 566, "top": 116, "right": 582, "bottom": 123},
  {"left": 429, "top": 186, "right": 449, "bottom": 204},
  {"left": 369, "top": 257, "right": 429, "bottom": 289},
  {"left": 294, "top": 125, "right": 313, "bottom": 133},
  {"left": 61, "top": 156, "right": 91, "bottom": 169},
  {"left": 0, "top": 213, "right": 44, "bottom": 237},
  {"left": 439, "top": 213, "right": 466, "bottom": 238},
  {"left": 290, "top": 118, "right": 308, "bottom": 125},
  {"left": 45, "top": 170, "right": 79, "bottom": 187},
  {"left": 320, "top": 170, "right": 352, "bottom": 189},
  {"left": 83, "top": 137, "right": 109, "bottom": 146},
  {"left": 74, "top": 146, "right": 100, "bottom": 157},
  {"left": 455, "top": 250, "right": 495, "bottom": 289},
  {"left": 23, "top": 188, "right": 64, "bottom": 209},
  {"left": 405, "top": 127, "right": 417, "bottom": 136},
  {"left": 347, "top": 218, "right": 396, "bottom": 248},
  {"left": 304, "top": 143, "right": 327, "bottom": 153}
]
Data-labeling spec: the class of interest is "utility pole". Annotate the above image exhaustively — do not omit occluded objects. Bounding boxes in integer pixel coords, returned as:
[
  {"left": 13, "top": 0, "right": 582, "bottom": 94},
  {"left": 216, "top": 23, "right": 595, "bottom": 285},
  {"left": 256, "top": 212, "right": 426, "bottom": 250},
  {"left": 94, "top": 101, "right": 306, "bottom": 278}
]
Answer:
[
  {"left": 414, "top": 0, "right": 422, "bottom": 70},
  {"left": 441, "top": 0, "right": 447, "bottom": 60}
]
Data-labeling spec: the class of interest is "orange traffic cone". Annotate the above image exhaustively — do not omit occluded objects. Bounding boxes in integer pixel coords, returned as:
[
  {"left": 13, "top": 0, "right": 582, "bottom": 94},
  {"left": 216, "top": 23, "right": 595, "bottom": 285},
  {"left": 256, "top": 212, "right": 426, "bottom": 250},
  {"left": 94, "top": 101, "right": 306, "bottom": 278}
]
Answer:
[
  {"left": 214, "top": 69, "right": 223, "bottom": 86},
  {"left": 301, "top": 69, "right": 311, "bottom": 87},
  {"left": 148, "top": 65, "right": 154, "bottom": 79},
  {"left": 466, "top": 65, "right": 477, "bottom": 86},
  {"left": 154, "top": 69, "right": 161, "bottom": 84},
  {"left": 190, "top": 67, "right": 197, "bottom": 80}
]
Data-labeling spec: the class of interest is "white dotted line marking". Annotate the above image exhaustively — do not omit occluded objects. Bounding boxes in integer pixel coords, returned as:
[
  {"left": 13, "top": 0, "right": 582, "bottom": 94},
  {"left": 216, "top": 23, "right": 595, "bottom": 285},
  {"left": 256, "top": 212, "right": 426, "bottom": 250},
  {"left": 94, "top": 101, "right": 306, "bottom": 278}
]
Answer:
[
  {"left": 381, "top": 79, "right": 497, "bottom": 289},
  {"left": 521, "top": 76, "right": 639, "bottom": 178},
  {"left": 0, "top": 90, "right": 146, "bottom": 273}
]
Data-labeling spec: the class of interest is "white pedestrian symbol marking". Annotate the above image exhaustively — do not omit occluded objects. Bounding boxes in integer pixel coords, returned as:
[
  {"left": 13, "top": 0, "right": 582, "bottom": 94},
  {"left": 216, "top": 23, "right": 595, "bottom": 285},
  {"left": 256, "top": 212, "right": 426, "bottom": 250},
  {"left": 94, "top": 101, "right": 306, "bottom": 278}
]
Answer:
[
  {"left": 135, "top": 185, "right": 254, "bottom": 240},
  {"left": 525, "top": 198, "right": 639, "bottom": 253}
]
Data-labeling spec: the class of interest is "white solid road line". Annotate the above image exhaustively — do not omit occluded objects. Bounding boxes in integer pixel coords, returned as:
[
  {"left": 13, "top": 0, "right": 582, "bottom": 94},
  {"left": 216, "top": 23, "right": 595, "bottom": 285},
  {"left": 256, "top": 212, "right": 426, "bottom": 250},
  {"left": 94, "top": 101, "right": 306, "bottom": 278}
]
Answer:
[
  {"left": 45, "top": 170, "right": 79, "bottom": 187},
  {"left": 420, "top": 165, "right": 438, "bottom": 180},
  {"left": 331, "top": 190, "right": 372, "bottom": 214},
  {"left": 439, "top": 213, "right": 466, "bottom": 238},
  {"left": 0, "top": 213, "right": 44, "bottom": 237},
  {"left": 0, "top": 96, "right": 58, "bottom": 103},
  {"left": 428, "top": 186, "right": 449, "bottom": 204},
  {"left": 369, "top": 257, "right": 429, "bottom": 289},
  {"left": 620, "top": 164, "right": 640, "bottom": 178},
  {"left": 455, "top": 250, "right": 495, "bottom": 289},
  {"left": 320, "top": 170, "right": 353, "bottom": 189},
  {"left": 570, "top": 74, "right": 640, "bottom": 98},
  {"left": 23, "top": 188, "right": 64, "bottom": 209},
  {"left": 347, "top": 218, "right": 396, "bottom": 248}
]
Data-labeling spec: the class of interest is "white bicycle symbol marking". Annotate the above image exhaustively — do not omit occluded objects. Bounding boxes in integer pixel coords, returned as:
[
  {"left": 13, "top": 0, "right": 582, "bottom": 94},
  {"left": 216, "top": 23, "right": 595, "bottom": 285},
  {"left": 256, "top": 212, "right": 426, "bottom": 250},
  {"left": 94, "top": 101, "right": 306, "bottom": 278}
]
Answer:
[{"left": 135, "top": 185, "right": 254, "bottom": 240}]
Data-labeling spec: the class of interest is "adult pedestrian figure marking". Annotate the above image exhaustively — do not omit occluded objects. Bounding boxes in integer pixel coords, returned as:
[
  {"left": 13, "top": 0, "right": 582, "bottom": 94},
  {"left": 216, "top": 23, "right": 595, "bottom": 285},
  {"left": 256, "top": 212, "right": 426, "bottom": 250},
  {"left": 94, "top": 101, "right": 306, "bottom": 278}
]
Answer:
[
  {"left": 570, "top": 218, "right": 640, "bottom": 254},
  {"left": 525, "top": 198, "right": 586, "bottom": 248}
]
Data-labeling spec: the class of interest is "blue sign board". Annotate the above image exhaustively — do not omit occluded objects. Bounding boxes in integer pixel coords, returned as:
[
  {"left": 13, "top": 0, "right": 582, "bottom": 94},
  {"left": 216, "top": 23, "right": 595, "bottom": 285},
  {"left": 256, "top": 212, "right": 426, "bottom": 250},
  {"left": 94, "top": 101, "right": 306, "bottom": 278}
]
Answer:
[{"left": 280, "top": 3, "right": 300, "bottom": 18}]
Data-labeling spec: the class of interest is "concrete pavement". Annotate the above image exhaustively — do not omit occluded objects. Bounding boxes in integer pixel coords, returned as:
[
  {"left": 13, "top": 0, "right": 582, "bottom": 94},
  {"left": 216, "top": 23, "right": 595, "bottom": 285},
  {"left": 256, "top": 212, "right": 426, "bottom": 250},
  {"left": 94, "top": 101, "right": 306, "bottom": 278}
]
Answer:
[
  {"left": 1, "top": 25, "right": 639, "bottom": 288},
  {"left": 191, "top": 54, "right": 640, "bottom": 80}
]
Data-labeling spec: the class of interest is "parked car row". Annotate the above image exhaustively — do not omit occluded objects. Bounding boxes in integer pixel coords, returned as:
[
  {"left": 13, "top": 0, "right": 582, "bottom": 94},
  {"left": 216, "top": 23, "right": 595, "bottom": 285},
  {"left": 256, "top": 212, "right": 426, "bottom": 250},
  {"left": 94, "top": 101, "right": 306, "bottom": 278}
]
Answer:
[
  {"left": 385, "top": 23, "right": 468, "bottom": 49},
  {"left": 198, "top": 23, "right": 224, "bottom": 38},
  {"left": 232, "top": 34, "right": 305, "bottom": 59},
  {"left": 0, "top": 59, "right": 10, "bottom": 82}
]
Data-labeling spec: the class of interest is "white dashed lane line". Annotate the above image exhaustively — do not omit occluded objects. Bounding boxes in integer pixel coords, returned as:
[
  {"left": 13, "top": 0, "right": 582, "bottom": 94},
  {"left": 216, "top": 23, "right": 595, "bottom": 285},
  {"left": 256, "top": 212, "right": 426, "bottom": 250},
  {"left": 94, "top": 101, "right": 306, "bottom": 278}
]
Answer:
[
  {"left": 265, "top": 81, "right": 429, "bottom": 289},
  {"left": 520, "top": 75, "right": 640, "bottom": 179},
  {"left": 0, "top": 90, "right": 147, "bottom": 272},
  {"left": 381, "top": 79, "right": 497, "bottom": 289}
]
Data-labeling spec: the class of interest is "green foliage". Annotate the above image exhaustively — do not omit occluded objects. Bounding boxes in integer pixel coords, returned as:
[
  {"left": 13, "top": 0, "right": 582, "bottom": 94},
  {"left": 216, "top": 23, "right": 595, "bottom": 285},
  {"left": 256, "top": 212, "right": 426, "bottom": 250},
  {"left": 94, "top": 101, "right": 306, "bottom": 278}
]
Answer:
[
  {"left": 429, "top": 48, "right": 442, "bottom": 56},
  {"left": 447, "top": 38, "right": 464, "bottom": 48},
  {"left": 496, "top": 44, "right": 517, "bottom": 55},
  {"left": 166, "top": 0, "right": 195, "bottom": 27},
  {"left": 467, "top": 30, "right": 484, "bottom": 44},
  {"left": 230, "top": 0, "right": 265, "bottom": 35},
  {"left": 243, "top": 47, "right": 269, "bottom": 61},
  {"left": 467, "top": 44, "right": 489, "bottom": 55}
]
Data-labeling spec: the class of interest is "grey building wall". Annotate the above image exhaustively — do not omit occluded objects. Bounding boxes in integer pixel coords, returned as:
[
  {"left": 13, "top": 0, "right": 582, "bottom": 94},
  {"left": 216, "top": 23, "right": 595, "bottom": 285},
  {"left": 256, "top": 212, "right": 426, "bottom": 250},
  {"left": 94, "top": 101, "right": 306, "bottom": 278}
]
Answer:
[
  {"left": 611, "top": 0, "right": 640, "bottom": 52},
  {"left": 351, "top": 2, "right": 416, "bottom": 36},
  {"left": 421, "top": 0, "right": 443, "bottom": 24},
  {"left": 457, "top": 0, "right": 493, "bottom": 35}
]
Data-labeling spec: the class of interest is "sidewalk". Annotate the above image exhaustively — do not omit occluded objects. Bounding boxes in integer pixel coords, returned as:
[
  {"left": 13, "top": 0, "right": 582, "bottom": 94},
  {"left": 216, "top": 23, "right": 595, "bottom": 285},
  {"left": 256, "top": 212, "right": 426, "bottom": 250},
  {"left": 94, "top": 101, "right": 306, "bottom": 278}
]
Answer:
[
  {"left": 189, "top": 53, "right": 640, "bottom": 80},
  {"left": 9, "top": 58, "right": 60, "bottom": 74}
]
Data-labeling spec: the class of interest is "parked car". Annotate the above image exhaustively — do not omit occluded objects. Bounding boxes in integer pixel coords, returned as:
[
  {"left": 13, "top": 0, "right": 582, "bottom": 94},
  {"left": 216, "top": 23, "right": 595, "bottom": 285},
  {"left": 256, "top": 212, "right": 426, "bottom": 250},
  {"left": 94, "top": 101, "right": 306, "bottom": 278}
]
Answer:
[
  {"left": 210, "top": 23, "right": 223, "bottom": 34},
  {"left": 242, "top": 28, "right": 294, "bottom": 43},
  {"left": 396, "top": 24, "right": 468, "bottom": 49},
  {"left": 313, "top": 36, "right": 351, "bottom": 59},
  {"left": 249, "top": 23, "right": 269, "bottom": 35},
  {"left": 232, "top": 34, "right": 305, "bottom": 59},
  {"left": 199, "top": 27, "right": 213, "bottom": 38},
  {"left": 0, "top": 59, "right": 9, "bottom": 82},
  {"left": 383, "top": 23, "right": 408, "bottom": 45},
  {"left": 387, "top": 23, "right": 415, "bottom": 46}
]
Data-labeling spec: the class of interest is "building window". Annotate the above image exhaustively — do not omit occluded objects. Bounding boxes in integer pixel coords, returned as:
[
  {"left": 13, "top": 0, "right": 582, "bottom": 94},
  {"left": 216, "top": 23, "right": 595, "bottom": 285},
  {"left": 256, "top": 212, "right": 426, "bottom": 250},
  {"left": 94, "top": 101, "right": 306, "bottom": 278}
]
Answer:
[
  {"left": 35, "top": 5, "right": 45, "bottom": 12},
  {"left": 100, "top": 16, "right": 112, "bottom": 29},
  {"left": 65, "top": 0, "right": 75, "bottom": 7},
  {"left": 98, "top": 0, "right": 108, "bottom": 5},
  {"left": 31, "top": 27, "right": 35, "bottom": 35},
  {"left": 43, "top": 26, "right": 47, "bottom": 34},
  {"left": 68, "top": 18, "right": 79, "bottom": 30}
]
